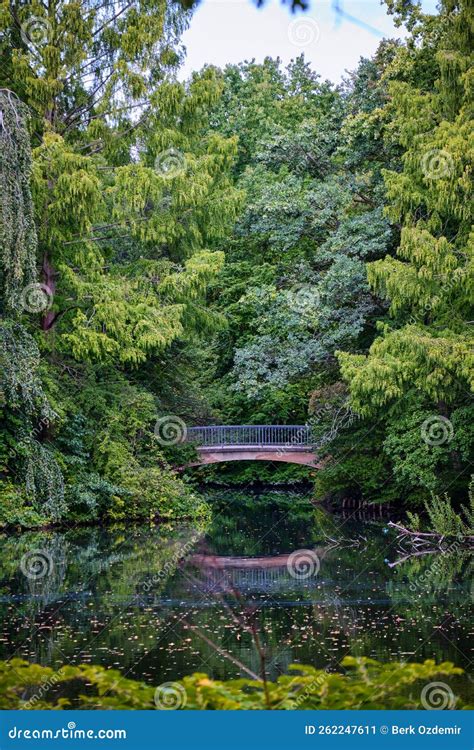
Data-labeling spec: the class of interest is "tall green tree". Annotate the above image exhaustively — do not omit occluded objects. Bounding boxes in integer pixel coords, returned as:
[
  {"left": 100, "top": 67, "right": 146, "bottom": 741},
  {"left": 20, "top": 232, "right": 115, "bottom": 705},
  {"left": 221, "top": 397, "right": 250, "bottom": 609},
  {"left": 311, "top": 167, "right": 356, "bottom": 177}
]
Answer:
[
  {"left": 338, "top": 0, "right": 473, "bottom": 501},
  {"left": 0, "top": 1, "right": 240, "bottom": 523}
]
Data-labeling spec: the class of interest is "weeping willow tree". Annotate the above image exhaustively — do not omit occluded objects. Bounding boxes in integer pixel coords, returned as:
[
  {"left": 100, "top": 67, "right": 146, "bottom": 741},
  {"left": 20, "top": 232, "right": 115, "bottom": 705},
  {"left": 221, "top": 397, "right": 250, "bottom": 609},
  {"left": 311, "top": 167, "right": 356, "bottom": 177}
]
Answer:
[
  {"left": 0, "top": 321, "right": 66, "bottom": 522},
  {"left": 0, "top": 90, "right": 66, "bottom": 521},
  {"left": 0, "top": 89, "right": 37, "bottom": 313}
]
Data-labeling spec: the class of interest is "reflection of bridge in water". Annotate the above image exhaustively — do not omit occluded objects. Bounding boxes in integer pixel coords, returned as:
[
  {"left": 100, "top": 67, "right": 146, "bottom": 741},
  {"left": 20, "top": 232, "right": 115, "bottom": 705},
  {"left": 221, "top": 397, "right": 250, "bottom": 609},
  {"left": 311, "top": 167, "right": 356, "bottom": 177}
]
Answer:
[{"left": 187, "top": 552, "right": 325, "bottom": 593}]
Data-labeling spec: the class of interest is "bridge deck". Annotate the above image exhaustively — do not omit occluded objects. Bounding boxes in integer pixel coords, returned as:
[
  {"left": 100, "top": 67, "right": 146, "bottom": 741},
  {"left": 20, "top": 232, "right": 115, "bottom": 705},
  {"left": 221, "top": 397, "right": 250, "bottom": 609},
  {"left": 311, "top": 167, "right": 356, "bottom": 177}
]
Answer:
[
  {"left": 197, "top": 444, "right": 312, "bottom": 452},
  {"left": 182, "top": 425, "right": 319, "bottom": 467},
  {"left": 186, "top": 425, "right": 314, "bottom": 448}
]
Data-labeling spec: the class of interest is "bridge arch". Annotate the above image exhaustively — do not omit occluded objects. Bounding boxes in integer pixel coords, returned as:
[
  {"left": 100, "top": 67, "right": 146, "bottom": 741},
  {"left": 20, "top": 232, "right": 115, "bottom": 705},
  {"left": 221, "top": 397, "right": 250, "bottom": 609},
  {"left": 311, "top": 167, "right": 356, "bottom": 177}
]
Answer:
[{"left": 183, "top": 425, "right": 322, "bottom": 469}]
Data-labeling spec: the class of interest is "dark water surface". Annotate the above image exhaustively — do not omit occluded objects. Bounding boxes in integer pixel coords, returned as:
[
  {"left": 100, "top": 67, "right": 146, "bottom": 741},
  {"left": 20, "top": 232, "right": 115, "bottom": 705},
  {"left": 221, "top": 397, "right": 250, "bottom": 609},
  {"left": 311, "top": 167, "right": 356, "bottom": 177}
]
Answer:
[{"left": 0, "top": 491, "right": 472, "bottom": 697}]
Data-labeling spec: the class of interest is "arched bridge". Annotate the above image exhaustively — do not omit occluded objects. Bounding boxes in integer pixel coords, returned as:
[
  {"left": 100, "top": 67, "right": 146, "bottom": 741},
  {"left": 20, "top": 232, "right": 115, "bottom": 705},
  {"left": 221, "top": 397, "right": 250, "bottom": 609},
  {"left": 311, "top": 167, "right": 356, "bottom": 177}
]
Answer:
[
  {"left": 186, "top": 552, "right": 325, "bottom": 592},
  {"left": 184, "top": 425, "right": 322, "bottom": 468}
]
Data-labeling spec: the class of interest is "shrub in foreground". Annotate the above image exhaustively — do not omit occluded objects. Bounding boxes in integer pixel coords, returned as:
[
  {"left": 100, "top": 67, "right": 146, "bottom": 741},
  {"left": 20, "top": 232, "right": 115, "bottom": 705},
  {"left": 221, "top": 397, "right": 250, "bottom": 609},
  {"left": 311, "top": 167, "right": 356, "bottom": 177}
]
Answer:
[{"left": 0, "top": 657, "right": 467, "bottom": 710}]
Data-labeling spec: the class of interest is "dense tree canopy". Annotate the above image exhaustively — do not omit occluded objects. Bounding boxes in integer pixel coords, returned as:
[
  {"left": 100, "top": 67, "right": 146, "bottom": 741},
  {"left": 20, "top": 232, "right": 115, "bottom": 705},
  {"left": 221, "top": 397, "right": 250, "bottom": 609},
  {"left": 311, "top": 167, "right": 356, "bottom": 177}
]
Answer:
[
  {"left": 0, "top": 0, "right": 238, "bottom": 523},
  {"left": 0, "top": 0, "right": 472, "bottom": 526},
  {"left": 337, "top": 0, "right": 473, "bottom": 501}
]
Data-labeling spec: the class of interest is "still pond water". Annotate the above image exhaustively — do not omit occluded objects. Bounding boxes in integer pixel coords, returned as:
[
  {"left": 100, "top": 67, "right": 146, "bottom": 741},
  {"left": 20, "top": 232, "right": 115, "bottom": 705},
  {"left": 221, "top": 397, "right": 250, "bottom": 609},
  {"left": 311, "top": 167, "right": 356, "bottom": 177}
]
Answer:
[{"left": 0, "top": 491, "right": 472, "bottom": 697}]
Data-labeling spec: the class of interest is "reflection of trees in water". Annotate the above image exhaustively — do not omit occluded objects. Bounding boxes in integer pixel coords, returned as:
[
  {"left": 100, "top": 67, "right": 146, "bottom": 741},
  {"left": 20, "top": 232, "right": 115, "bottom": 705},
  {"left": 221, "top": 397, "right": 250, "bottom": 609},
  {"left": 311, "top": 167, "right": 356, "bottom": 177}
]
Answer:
[
  {"left": 201, "top": 490, "right": 329, "bottom": 556},
  {"left": 0, "top": 532, "right": 70, "bottom": 624},
  {"left": 387, "top": 549, "right": 473, "bottom": 613},
  {"left": 0, "top": 523, "right": 205, "bottom": 602},
  {"left": 223, "top": 543, "right": 473, "bottom": 675},
  {"left": 200, "top": 491, "right": 391, "bottom": 568},
  {"left": 22, "top": 536, "right": 69, "bottom": 610},
  {"left": 380, "top": 549, "right": 472, "bottom": 670},
  {"left": 1, "top": 502, "right": 471, "bottom": 687},
  {"left": 0, "top": 522, "right": 207, "bottom": 668}
]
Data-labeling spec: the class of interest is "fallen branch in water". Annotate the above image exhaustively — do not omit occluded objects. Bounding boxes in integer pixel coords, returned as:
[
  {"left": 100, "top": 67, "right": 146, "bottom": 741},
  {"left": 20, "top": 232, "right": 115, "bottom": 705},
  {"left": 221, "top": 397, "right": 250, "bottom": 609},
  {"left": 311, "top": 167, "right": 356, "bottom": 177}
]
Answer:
[
  {"left": 183, "top": 620, "right": 261, "bottom": 681},
  {"left": 388, "top": 521, "right": 442, "bottom": 539},
  {"left": 387, "top": 522, "right": 474, "bottom": 566},
  {"left": 388, "top": 521, "right": 474, "bottom": 544},
  {"left": 322, "top": 533, "right": 368, "bottom": 550},
  {"left": 386, "top": 549, "right": 439, "bottom": 568}
]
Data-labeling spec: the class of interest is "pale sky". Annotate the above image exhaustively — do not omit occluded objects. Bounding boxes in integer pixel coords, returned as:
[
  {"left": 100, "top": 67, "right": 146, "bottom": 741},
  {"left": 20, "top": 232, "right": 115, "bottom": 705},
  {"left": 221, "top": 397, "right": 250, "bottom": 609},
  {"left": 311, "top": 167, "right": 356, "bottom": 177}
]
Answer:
[{"left": 180, "top": 0, "right": 439, "bottom": 83}]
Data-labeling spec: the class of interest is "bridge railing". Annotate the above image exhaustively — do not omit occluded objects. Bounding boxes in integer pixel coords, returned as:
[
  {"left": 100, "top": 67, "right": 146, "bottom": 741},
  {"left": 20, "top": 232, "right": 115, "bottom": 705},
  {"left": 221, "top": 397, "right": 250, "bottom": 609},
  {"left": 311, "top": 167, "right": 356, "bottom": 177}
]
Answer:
[{"left": 186, "top": 425, "right": 313, "bottom": 448}]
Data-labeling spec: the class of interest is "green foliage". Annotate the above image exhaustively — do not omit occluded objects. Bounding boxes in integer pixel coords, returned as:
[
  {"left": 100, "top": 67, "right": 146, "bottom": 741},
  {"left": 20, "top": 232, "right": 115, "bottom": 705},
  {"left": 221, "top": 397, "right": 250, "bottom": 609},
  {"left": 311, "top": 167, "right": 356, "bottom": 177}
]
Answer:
[
  {"left": 336, "top": 0, "right": 473, "bottom": 505},
  {"left": 401, "top": 488, "right": 473, "bottom": 537},
  {"left": 0, "top": 321, "right": 52, "bottom": 419},
  {"left": 0, "top": 0, "right": 189, "bottom": 133},
  {"left": 0, "top": 2, "right": 237, "bottom": 524},
  {"left": 229, "top": 255, "right": 374, "bottom": 399},
  {"left": 61, "top": 251, "right": 226, "bottom": 365},
  {"left": 405, "top": 510, "right": 421, "bottom": 531},
  {"left": 0, "top": 90, "right": 37, "bottom": 311},
  {"left": 196, "top": 53, "right": 396, "bottom": 433},
  {"left": 194, "top": 460, "right": 313, "bottom": 487},
  {"left": 180, "top": 658, "right": 466, "bottom": 710},
  {"left": 0, "top": 321, "right": 65, "bottom": 519},
  {"left": 24, "top": 440, "right": 67, "bottom": 521},
  {"left": 338, "top": 1, "right": 473, "bottom": 402},
  {"left": 422, "top": 493, "right": 473, "bottom": 537},
  {"left": 313, "top": 423, "right": 400, "bottom": 505},
  {"left": 0, "top": 657, "right": 466, "bottom": 710},
  {"left": 0, "top": 482, "right": 44, "bottom": 528},
  {"left": 0, "top": 0, "right": 471, "bottom": 517},
  {"left": 48, "top": 368, "right": 209, "bottom": 524}
]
